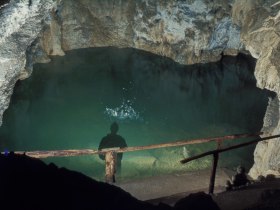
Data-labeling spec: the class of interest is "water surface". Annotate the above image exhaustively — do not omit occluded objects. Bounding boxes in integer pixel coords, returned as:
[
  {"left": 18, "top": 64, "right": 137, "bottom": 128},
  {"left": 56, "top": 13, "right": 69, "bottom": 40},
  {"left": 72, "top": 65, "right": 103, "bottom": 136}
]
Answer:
[{"left": 0, "top": 48, "right": 269, "bottom": 180}]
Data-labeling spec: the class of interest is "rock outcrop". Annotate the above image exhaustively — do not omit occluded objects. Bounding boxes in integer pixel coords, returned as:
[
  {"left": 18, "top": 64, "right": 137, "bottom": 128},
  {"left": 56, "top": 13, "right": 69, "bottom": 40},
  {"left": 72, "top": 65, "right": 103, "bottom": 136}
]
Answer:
[
  {"left": 0, "top": 0, "right": 57, "bottom": 125},
  {"left": 0, "top": 153, "right": 172, "bottom": 210},
  {"left": 38, "top": 0, "right": 243, "bottom": 65},
  {"left": 232, "top": 0, "right": 280, "bottom": 179},
  {"left": 1, "top": 153, "right": 223, "bottom": 210},
  {"left": 0, "top": 0, "right": 280, "bottom": 179}
]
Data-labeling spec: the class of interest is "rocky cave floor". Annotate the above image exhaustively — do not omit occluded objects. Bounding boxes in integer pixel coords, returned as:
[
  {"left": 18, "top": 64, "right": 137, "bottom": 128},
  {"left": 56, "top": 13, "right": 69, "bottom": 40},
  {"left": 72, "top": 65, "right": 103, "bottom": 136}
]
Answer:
[
  {"left": 0, "top": 153, "right": 280, "bottom": 210},
  {"left": 148, "top": 178, "right": 280, "bottom": 210}
]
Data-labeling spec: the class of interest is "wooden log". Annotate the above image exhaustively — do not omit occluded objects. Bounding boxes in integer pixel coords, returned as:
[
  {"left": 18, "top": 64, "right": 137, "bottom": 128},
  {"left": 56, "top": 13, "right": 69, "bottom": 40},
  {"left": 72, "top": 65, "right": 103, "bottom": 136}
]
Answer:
[
  {"left": 180, "top": 134, "right": 280, "bottom": 194},
  {"left": 14, "top": 149, "right": 100, "bottom": 159},
  {"left": 5, "top": 132, "right": 262, "bottom": 159},
  {"left": 105, "top": 151, "right": 117, "bottom": 183},
  {"left": 116, "top": 132, "right": 262, "bottom": 153},
  {"left": 181, "top": 134, "right": 280, "bottom": 164}
]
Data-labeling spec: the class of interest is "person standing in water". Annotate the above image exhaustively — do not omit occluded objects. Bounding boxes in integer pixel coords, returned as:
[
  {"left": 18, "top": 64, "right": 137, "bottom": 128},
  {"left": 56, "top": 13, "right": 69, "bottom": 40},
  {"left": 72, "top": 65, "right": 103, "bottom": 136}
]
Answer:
[{"left": 98, "top": 122, "right": 127, "bottom": 172}]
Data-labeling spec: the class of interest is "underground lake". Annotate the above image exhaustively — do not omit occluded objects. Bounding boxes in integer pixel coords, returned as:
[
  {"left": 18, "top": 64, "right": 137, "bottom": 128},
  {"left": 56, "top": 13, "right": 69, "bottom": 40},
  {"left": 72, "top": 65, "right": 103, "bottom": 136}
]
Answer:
[{"left": 0, "top": 47, "right": 271, "bottom": 181}]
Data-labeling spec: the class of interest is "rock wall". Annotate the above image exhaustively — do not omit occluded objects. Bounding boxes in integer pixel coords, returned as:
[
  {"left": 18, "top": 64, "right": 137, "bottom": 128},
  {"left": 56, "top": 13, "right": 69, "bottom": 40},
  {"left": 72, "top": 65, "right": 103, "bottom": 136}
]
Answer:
[
  {"left": 37, "top": 0, "right": 243, "bottom": 64},
  {"left": 0, "top": 0, "right": 244, "bottom": 126},
  {"left": 232, "top": 0, "right": 280, "bottom": 178},
  {"left": 0, "top": 0, "right": 57, "bottom": 126},
  {"left": 0, "top": 0, "right": 280, "bottom": 178}
]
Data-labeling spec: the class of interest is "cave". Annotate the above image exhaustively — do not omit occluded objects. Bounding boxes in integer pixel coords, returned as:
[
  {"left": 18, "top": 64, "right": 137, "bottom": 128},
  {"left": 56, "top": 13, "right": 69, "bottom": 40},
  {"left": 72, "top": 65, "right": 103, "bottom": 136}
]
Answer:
[
  {"left": 1, "top": 0, "right": 280, "bottom": 209},
  {"left": 0, "top": 47, "right": 270, "bottom": 181}
]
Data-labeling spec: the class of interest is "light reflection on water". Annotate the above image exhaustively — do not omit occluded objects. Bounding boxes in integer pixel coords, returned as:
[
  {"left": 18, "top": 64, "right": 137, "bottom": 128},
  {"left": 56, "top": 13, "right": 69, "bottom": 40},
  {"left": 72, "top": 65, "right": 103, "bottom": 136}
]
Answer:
[
  {"left": 0, "top": 47, "right": 270, "bottom": 181},
  {"left": 104, "top": 99, "right": 142, "bottom": 122}
]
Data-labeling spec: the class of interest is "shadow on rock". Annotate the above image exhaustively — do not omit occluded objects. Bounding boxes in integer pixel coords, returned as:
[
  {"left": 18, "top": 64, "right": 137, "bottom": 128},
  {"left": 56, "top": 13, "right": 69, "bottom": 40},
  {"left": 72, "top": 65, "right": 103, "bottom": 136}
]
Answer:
[
  {"left": 245, "top": 189, "right": 280, "bottom": 210},
  {"left": 175, "top": 192, "right": 220, "bottom": 210},
  {"left": 0, "top": 153, "right": 220, "bottom": 210}
]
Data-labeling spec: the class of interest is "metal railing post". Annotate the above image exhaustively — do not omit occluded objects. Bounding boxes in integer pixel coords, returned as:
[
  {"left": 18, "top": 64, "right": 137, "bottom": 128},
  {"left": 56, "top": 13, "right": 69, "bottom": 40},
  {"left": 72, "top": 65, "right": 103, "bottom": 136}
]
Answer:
[{"left": 105, "top": 151, "right": 117, "bottom": 183}]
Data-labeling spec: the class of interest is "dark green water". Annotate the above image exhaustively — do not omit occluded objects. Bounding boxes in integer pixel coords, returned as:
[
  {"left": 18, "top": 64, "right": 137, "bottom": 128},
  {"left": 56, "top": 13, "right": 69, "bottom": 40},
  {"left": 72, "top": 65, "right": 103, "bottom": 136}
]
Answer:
[{"left": 0, "top": 48, "right": 270, "bottom": 181}]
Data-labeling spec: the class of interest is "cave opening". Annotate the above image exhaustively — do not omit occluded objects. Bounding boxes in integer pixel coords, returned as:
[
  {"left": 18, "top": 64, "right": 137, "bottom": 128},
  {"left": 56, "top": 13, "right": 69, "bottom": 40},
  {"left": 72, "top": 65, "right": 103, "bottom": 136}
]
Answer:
[{"left": 0, "top": 47, "right": 271, "bottom": 181}]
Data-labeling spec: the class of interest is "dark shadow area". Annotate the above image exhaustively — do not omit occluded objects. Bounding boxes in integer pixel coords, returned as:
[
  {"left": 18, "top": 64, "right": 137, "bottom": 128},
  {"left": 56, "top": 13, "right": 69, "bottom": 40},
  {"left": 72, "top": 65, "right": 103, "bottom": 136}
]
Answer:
[
  {"left": 0, "top": 153, "right": 221, "bottom": 210},
  {"left": 0, "top": 0, "right": 9, "bottom": 7},
  {"left": 98, "top": 122, "right": 127, "bottom": 175},
  {"left": 214, "top": 177, "right": 280, "bottom": 210},
  {"left": 246, "top": 189, "right": 280, "bottom": 210}
]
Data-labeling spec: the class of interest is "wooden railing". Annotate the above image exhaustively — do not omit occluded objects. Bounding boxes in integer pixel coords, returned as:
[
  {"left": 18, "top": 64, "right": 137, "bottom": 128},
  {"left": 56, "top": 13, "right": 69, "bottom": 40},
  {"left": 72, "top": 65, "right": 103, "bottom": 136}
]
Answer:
[
  {"left": 3, "top": 132, "right": 263, "bottom": 184},
  {"left": 180, "top": 133, "right": 280, "bottom": 194}
]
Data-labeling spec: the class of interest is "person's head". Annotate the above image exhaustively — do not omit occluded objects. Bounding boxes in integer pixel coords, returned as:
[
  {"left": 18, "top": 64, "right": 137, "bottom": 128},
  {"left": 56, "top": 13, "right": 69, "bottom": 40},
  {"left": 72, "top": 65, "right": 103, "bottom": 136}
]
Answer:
[
  {"left": 237, "top": 165, "right": 245, "bottom": 174},
  {"left": 110, "top": 122, "right": 119, "bottom": 134}
]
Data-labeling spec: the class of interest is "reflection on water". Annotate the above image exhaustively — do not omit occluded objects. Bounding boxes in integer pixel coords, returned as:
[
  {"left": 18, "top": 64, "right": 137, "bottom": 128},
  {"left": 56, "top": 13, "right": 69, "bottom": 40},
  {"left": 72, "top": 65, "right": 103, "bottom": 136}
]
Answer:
[
  {"left": 104, "top": 99, "right": 142, "bottom": 122},
  {"left": 0, "top": 47, "right": 270, "bottom": 181}
]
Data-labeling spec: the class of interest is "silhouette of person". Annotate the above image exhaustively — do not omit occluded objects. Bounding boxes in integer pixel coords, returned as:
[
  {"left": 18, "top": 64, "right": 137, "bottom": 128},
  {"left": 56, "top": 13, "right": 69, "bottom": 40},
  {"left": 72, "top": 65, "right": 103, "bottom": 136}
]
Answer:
[
  {"left": 225, "top": 165, "right": 250, "bottom": 191},
  {"left": 98, "top": 122, "right": 127, "bottom": 172}
]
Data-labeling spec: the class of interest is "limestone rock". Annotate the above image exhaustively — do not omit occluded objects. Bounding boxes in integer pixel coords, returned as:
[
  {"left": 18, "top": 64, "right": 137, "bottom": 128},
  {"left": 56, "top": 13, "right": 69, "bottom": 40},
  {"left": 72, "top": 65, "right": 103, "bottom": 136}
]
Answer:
[
  {"left": 39, "top": 0, "right": 242, "bottom": 65},
  {"left": 40, "top": 10, "right": 65, "bottom": 56},
  {"left": 0, "top": 0, "right": 57, "bottom": 125},
  {"left": 262, "top": 97, "right": 279, "bottom": 134},
  {"left": 232, "top": 0, "right": 280, "bottom": 179}
]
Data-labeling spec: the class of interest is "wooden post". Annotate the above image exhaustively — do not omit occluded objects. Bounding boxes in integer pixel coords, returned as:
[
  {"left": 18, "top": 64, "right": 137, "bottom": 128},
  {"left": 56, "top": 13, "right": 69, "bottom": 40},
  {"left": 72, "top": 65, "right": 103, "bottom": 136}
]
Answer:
[
  {"left": 209, "top": 152, "right": 219, "bottom": 194},
  {"left": 105, "top": 151, "right": 117, "bottom": 183}
]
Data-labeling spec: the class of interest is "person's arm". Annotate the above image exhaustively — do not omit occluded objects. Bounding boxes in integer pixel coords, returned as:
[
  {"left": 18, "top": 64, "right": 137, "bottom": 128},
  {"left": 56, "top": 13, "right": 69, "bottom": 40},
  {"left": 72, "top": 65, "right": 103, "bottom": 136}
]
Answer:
[{"left": 120, "top": 137, "right": 127, "bottom": 148}]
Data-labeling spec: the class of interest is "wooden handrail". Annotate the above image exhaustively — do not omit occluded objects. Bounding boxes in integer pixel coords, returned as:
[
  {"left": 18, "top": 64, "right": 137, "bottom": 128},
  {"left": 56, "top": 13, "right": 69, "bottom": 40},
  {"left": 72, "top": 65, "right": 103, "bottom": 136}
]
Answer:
[
  {"left": 180, "top": 134, "right": 280, "bottom": 194},
  {"left": 1, "top": 132, "right": 265, "bottom": 184},
  {"left": 10, "top": 132, "right": 262, "bottom": 159},
  {"left": 14, "top": 149, "right": 100, "bottom": 159},
  {"left": 117, "top": 132, "right": 262, "bottom": 153},
  {"left": 180, "top": 134, "right": 280, "bottom": 164}
]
